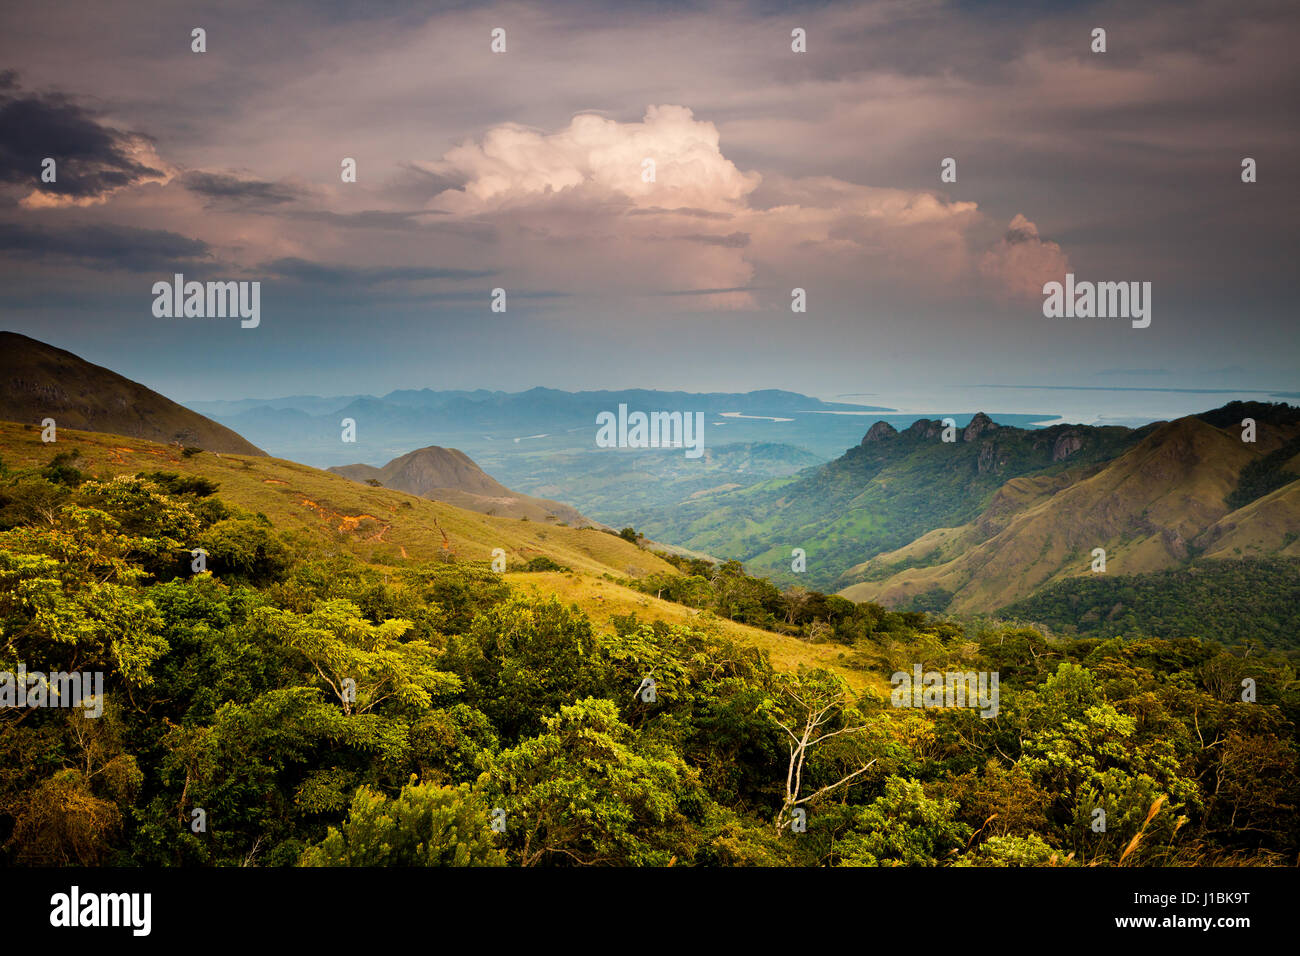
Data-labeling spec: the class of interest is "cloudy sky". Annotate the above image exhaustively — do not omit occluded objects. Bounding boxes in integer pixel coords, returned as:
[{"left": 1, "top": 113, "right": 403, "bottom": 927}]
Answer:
[{"left": 1, "top": 0, "right": 1296, "bottom": 407}]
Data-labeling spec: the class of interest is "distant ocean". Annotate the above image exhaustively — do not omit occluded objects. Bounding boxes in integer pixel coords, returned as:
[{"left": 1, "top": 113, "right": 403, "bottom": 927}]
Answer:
[{"left": 829, "top": 385, "right": 1295, "bottom": 429}]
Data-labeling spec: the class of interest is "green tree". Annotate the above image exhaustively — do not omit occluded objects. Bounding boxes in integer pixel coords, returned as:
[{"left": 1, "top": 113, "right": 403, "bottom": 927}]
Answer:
[
  {"left": 440, "top": 596, "right": 606, "bottom": 741},
  {"left": 477, "top": 697, "right": 705, "bottom": 866},
  {"left": 300, "top": 777, "right": 504, "bottom": 867},
  {"left": 257, "top": 600, "right": 458, "bottom": 715},
  {"left": 831, "top": 776, "right": 971, "bottom": 866},
  {"left": 197, "top": 518, "right": 291, "bottom": 585}
]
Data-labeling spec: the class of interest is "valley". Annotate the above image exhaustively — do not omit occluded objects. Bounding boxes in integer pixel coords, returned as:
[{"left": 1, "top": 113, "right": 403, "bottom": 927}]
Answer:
[{"left": 2, "top": 332, "right": 1296, "bottom": 873}]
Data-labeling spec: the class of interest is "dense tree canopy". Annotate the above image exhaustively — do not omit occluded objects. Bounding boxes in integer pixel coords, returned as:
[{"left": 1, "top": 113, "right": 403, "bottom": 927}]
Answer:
[{"left": 2, "top": 454, "right": 1297, "bottom": 867}]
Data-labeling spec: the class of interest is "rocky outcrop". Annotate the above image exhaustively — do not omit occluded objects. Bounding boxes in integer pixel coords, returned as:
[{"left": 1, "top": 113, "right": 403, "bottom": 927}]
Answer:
[
  {"left": 1052, "top": 431, "right": 1085, "bottom": 461},
  {"left": 963, "top": 412, "right": 998, "bottom": 442},
  {"left": 905, "top": 419, "right": 944, "bottom": 439},
  {"left": 863, "top": 421, "right": 898, "bottom": 443},
  {"left": 976, "top": 441, "right": 1008, "bottom": 474}
]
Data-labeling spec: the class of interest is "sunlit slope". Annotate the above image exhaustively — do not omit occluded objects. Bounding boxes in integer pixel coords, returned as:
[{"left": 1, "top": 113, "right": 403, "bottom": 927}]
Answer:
[
  {"left": 639, "top": 414, "right": 1141, "bottom": 590},
  {"left": 1198, "top": 479, "right": 1300, "bottom": 559},
  {"left": 841, "top": 416, "right": 1300, "bottom": 612},
  {"left": 0, "top": 421, "right": 668, "bottom": 578},
  {"left": 0, "top": 421, "right": 874, "bottom": 686},
  {"left": 506, "top": 571, "right": 879, "bottom": 693}
]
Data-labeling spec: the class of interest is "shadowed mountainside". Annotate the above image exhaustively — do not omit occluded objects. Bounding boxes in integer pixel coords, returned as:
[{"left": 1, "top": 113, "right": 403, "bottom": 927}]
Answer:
[
  {"left": 0, "top": 331, "right": 266, "bottom": 456},
  {"left": 330, "top": 445, "right": 599, "bottom": 527}
]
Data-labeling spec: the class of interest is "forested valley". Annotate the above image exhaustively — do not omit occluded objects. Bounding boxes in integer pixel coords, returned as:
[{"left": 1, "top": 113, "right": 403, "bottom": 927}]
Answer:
[{"left": 3, "top": 452, "right": 1296, "bottom": 868}]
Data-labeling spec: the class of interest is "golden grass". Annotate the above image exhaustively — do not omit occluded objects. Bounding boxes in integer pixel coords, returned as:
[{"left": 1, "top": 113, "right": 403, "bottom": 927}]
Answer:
[
  {"left": 0, "top": 421, "right": 673, "bottom": 576},
  {"left": 1, "top": 421, "right": 872, "bottom": 687},
  {"left": 507, "top": 571, "right": 879, "bottom": 692},
  {"left": 842, "top": 417, "right": 1287, "bottom": 613}
]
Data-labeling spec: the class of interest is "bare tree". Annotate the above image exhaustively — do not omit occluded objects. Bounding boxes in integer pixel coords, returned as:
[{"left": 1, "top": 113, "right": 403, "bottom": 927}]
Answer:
[
  {"left": 780, "top": 585, "right": 812, "bottom": 626},
  {"left": 773, "top": 674, "right": 876, "bottom": 831}
]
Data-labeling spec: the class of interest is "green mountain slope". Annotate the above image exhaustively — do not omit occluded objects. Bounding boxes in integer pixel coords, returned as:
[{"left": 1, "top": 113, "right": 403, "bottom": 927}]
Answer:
[
  {"left": 638, "top": 412, "right": 1144, "bottom": 589},
  {"left": 998, "top": 557, "right": 1300, "bottom": 649},
  {"left": 841, "top": 407, "right": 1300, "bottom": 613},
  {"left": 0, "top": 420, "right": 655, "bottom": 577},
  {"left": 0, "top": 420, "right": 864, "bottom": 686}
]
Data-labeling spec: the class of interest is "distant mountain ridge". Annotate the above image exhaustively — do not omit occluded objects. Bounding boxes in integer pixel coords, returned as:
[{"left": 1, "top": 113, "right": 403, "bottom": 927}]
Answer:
[
  {"left": 180, "top": 387, "right": 1070, "bottom": 529},
  {"left": 0, "top": 331, "right": 265, "bottom": 456},
  {"left": 636, "top": 410, "right": 1147, "bottom": 589},
  {"left": 189, "top": 387, "right": 891, "bottom": 420},
  {"left": 840, "top": 402, "right": 1300, "bottom": 613},
  {"left": 330, "top": 445, "right": 599, "bottom": 527},
  {"left": 181, "top": 386, "right": 912, "bottom": 472}
]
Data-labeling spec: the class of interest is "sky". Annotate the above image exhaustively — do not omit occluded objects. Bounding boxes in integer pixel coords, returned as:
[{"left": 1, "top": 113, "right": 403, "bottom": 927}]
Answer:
[{"left": 0, "top": 0, "right": 1296, "bottom": 410}]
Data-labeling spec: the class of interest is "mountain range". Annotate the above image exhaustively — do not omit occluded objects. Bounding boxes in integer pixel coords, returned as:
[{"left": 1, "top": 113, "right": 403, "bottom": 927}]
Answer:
[
  {"left": 635, "top": 400, "right": 1300, "bottom": 619},
  {"left": 4, "top": 331, "right": 1297, "bottom": 635},
  {"left": 184, "top": 387, "right": 901, "bottom": 470},
  {"left": 181, "top": 385, "right": 1062, "bottom": 528},
  {"left": 636, "top": 411, "right": 1147, "bottom": 589},
  {"left": 840, "top": 405, "right": 1300, "bottom": 613}
]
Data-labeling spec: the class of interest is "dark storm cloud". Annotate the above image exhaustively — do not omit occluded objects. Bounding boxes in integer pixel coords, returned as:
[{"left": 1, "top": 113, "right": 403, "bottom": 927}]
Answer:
[
  {"left": 262, "top": 256, "right": 496, "bottom": 285},
  {"left": 626, "top": 207, "right": 735, "bottom": 220},
  {"left": 0, "top": 77, "right": 164, "bottom": 200},
  {"left": 0, "top": 221, "right": 208, "bottom": 270},
  {"left": 281, "top": 209, "right": 450, "bottom": 230},
  {"left": 179, "top": 171, "right": 305, "bottom": 206},
  {"left": 651, "top": 286, "right": 758, "bottom": 297},
  {"left": 680, "top": 232, "right": 750, "bottom": 248}
]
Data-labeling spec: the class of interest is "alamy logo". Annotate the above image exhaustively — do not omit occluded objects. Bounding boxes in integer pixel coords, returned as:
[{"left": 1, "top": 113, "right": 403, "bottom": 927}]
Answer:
[
  {"left": 1042, "top": 273, "right": 1151, "bottom": 328},
  {"left": 50, "top": 886, "right": 151, "bottom": 936},
  {"left": 595, "top": 403, "right": 705, "bottom": 459},
  {"left": 152, "top": 273, "right": 260, "bottom": 328},
  {"left": 0, "top": 667, "right": 103, "bottom": 718},
  {"left": 890, "top": 665, "right": 999, "bottom": 718}
]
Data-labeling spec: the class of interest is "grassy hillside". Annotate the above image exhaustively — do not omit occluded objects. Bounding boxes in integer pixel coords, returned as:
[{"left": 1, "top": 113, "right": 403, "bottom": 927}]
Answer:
[
  {"left": 1199, "top": 479, "right": 1300, "bottom": 559},
  {"left": 505, "top": 570, "right": 879, "bottom": 692},
  {"left": 0, "top": 421, "right": 649, "bottom": 575},
  {"left": 0, "top": 420, "right": 872, "bottom": 688},
  {"left": 842, "top": 413, "right": 1300, "bottom": 613},
  {"left": 637, "top": 414, "right": 1143, "bottom": 590}
]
